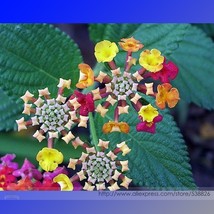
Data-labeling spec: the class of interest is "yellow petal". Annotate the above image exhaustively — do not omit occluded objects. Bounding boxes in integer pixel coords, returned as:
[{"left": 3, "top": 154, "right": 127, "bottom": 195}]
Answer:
[
  {"left": 36, "top": 147, "right": 63, "bottom": 172},
  {"left": 139, "top": 49, "right": 164, "bottom": 72},
  {"left": 138, "top": 104, "right": 158, "bottom": 122},
  {"left": 53, "top": 174, "right": 73, "bottom": 191},
  {"left": 94, "top": 40, "right": 119, "bottom": 63}
]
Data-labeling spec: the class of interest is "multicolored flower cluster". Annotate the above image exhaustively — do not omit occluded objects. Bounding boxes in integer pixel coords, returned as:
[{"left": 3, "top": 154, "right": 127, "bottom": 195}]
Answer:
[
  {"left": 0, "top": 153, "right": 75, "bottom": 191},
  {"left": 67, "top": 139, "right": 132, "bottom": 191},
  {"left": 7, "top": 36, "right": 181, "bottom": 191},
  {"left": 75, "top": 37, "right": 180, "bottom": 134},
  {"left": 16, "top": 78, "right": 95, "bottom": 145}
]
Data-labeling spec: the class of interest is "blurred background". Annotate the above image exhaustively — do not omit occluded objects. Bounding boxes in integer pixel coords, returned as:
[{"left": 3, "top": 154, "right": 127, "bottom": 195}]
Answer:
[{"left": 1, "top": 24, "right": 214, "bottom": 188}]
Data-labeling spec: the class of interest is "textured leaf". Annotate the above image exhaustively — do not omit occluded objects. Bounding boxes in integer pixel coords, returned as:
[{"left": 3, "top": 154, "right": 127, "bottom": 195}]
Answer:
[
  {"left": 0, "top": 87, "right": 22, "bottom": 131},
  {"left": 89, "top": 24, "right": 140, "bottom": 43},
  {"left": 0, "top": 24, "right": 82, "bottom": 98},
  {"left": 0, "top": 24, "right": 82, "bottom": 130},
  {"left": 94, "top": 96, "right": 196, "bottom": 189},
  {"left": 89, "top": 24, "right": 189, "bottom": 56},
  {"left": 194, "top": 24, "right": 214, "bottom": 37},
  {"left": 90, "top": 24, "right": 214, "bottom": 109},
  {"left": 170, "top": 26, "right": 214, "bottom": 109}
]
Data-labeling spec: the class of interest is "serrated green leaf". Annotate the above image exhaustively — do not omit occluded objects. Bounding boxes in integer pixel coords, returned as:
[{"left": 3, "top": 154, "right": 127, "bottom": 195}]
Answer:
[
  {"left": 89, "top": 24, "right": 140, "bottom": 43},
  {"left": 0, "top": 24, "right": 82, "bottom": 98},
  {"left": 94, "top": 96, "right": 196, "bottom": 189},
  {"left": 89, "top": 24, "right": 189, "bottom": 56},
  {"left": 170, "top": 26, "right": 214, "bottom": 109},
  {"left": 0, "top": 87, "right": 22, "bottom": 131},
  {"left": 90, "top": 24, "right": 214, "bottom": 109},
  {"left": 0, "top": 24, "right": 82, "bottom": 131}
]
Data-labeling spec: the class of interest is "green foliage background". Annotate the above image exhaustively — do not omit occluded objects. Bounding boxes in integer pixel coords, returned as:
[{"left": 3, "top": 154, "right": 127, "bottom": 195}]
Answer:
[{"left": 1, "top": 23, "right": 214, "bottom": 189}]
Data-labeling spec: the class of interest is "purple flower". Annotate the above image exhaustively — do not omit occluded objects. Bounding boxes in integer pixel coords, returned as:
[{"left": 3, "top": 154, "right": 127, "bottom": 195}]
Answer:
[
  {"left": 0, "top": 154, "right": 18, "bottom": 170},
  {"left": 13, "top": 159, "right": 42, "bottom": 180},
  {"left": 43, "top": 167, "right": 68, "bottom": 180}
]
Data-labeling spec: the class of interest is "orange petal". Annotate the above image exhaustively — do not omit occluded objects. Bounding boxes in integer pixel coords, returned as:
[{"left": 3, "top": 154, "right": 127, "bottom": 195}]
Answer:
[
  {"left": 156, "top": 83, "right": 173, "bottom": 109},
  {"left": 160, "top": 83, "right": 172, "bottom": 92},
  {"left": 155, "top": 98, "right": 166, "bottom": 109},
  {"left": 76, "top": 82, "right": 87, "bottom": 89},
  {"left": 76, "top": 63, "right": 94, "bottom": 89},
  {"left": 119, "top": 122, "right": 130, "bottom": 133},
  {"left": 167, "top": 88, "right": 180, "bottom": 108},
  {"left": 102, "top": 122, "right": 114, "bottom": 134}
]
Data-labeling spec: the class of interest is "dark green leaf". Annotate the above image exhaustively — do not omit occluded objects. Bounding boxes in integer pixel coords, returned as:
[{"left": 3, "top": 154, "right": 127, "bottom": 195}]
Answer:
[
  {"left": 0, "top": 24, "right": 82, "bottom": 98},
  {"left": 89, "top": 24, "right": 189, "bottom": 56},
  {"left": 94, "top": 96, "right": 196, "bottom": 189},
  {"left": 90, "top": 24, "right": 214, "bottom": 109},
  {"left": 0, "top": 87, "right": 22, "bottom": 131},
  {"left": 89, "top": 24, "right": 140, "bottom": 43},
  {"left": 0, "top": 24, "right": 82, "bottom": 130},
  {"left": 194, "top": 24, "right": 214, "bottom": 37},
  {"left": 170, "top": 26, "right": 214, "bottom": 109}
]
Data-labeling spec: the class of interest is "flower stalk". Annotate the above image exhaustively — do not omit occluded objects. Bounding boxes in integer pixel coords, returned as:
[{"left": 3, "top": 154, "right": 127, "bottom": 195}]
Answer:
[{"left": 88, "top": 112, "right": 100, "bottom": 151}]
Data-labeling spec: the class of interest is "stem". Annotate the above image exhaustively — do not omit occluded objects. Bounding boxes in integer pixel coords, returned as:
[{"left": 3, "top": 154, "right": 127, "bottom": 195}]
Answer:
[
  {"left": 138, "top": 68, "right": 146, "bottom": 75},
  {"left": 48, "top": 138, "right": 53, "bottom": 148},
  {"left": 88, "top": 112, "right": 100, "bottom": 151},
  {"left": 58, "top": 87, "right": 64, "bottom": 95},
  {"left": 70, "top": 175, "right": 79, "bottom": 183},
  {"left": 125, "top": 51, "right": 132, "bottom": 72},
  {"left": 108, "top": 60, "right": 117, "bottom": 70},
  {"left": 114, "top": 104, "right": 119, "bottom": 122}
]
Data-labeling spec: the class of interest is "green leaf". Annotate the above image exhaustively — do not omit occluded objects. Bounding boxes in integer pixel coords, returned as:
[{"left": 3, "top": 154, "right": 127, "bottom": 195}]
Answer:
[
  {"left": 89, "top": 24, "right": 140, "bottom": 43},
  {"left": 169, "top": 26, "right": 214, "bottom": 109},
  {"left": 90, "top": 24, "right": 214, "bottom": 109},
  {"left": 0, "top": 87, "right": 22, "bottom": 131},
  {"left": 94, "top": 97, "right": 196, "bottom": 189},
  {"left": 0, "top": 24, "right": 82, "bottom": 130},
  {"left": 194, "top": 24, "right": 214, "bottom": 37},
  {"left": 89, "top": 24, "right": 189, "bottom": 56},
  {"left": 0, "top": 24, "right": 82, "bottom": 98},
  {"left": 0, "top": 132, "right": 83, "bottom": 166}
]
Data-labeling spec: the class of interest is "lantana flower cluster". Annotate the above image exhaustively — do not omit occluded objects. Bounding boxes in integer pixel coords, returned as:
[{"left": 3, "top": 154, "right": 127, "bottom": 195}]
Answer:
[
  {"left": 76, "top": 37, "right": 180, "bottom": 134},
  {"left": 67, "top": 139, "right": 131, "bottom": 191},
  {"left": 16, "top": 78, "right": 94, "bottom": 145},
  {"left": 0, "top": 153, "right": 81, "bottom": 191},
  {"left": 0, "top": 37, "right": 180, "bottom": 191}
]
